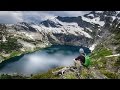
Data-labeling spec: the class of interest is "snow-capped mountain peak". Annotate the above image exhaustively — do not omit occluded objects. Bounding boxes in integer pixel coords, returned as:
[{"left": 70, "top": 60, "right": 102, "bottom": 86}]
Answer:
[{"left": 4, "top": 11, "right": 120, "bottom": 48}]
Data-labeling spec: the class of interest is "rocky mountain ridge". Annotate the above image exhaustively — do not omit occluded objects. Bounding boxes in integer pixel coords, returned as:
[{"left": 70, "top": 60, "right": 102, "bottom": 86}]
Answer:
[{"left": 0, "top": 11, "right": 120, "bottom": 63}]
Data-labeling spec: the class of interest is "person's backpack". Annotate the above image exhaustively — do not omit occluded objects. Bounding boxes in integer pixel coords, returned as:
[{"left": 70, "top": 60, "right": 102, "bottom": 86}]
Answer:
[{"left": 84, "top": 55, "right": 91, "bottom": 67}]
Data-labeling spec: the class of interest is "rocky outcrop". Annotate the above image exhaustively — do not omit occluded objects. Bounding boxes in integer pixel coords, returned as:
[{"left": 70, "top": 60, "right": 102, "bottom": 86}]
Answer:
[{"left": 51, "top": 66, "right": 108, "bottom": 79}]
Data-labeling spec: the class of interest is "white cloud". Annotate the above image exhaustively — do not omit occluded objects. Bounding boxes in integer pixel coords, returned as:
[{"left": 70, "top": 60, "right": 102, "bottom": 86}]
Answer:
[
  {"left": 0, "top": 11, "right": 90, "bottom": 24},
  {"left": 0, "top": 11, "right": 23, "bottom": 24},
  {"left": 48, "top": 11, "right": 90, "bottom": 17},
  {"left": 22, "top": 11, "right": 55, "bottom": 22}
]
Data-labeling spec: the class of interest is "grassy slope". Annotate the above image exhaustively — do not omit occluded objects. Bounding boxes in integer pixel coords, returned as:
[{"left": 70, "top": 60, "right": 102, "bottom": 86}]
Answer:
[
  {"left": 31, "top": 44, "right": 120, "bottom": 79},
  {"left": 30, "top": 67, "right": 64, "bottom": 79},
  {"left": 0, "top": 35, "right": 51, "bottom": 63},
  {"left": 90, "top": 44, "right": 120, "bottom": 79},
  {"left": 29, "top": 45, "right": 114, "bottom": 79}
]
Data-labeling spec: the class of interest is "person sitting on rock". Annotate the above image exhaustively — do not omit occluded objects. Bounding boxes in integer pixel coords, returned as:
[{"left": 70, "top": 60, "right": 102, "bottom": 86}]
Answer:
[{"left": 73, "top": 48, "right": 86, "bottom": 73}]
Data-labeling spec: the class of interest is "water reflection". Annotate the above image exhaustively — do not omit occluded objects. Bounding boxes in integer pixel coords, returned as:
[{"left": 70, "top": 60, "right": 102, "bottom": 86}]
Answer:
[{"left": 0, "top": 45, "right": 90, "bottom": 75}]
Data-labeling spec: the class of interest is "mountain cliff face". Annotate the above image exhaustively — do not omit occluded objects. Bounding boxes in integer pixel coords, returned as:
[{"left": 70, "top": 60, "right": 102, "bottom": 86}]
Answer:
[
  {"left": 30, "top": 20, "right": 120, "bottom": 79},
  {"left": 0, "top": 11, "right": 120, "bottom": 62},
  {"left": 0, "top": 11, "right": 120, "bottom": 79}
]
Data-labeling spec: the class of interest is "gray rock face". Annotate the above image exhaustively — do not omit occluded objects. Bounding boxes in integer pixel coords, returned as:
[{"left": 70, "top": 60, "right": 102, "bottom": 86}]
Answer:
[
  {"left": 1, "top": 11, "right": 120, "bottom": 79},
  {"left": 0, "top": 11, "right": 120, "bottom": 53}
]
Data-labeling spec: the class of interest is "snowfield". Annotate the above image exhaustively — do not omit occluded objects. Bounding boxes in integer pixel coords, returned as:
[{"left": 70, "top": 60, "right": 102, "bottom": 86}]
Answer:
[
  {"left": 86, "top": 27, "right": 92, "bottom": 32},
  {"left": 31, "top": 18, "right": 92, "bottom": 38},
  {"left": 87, "top": 14, "right": 94, "bottom": 17},
  {"left": 96, "top": 11, "right": 103, "bottom": 13},
  {"left": 81, "top": 16, "right": 105, "bottom": 26}
]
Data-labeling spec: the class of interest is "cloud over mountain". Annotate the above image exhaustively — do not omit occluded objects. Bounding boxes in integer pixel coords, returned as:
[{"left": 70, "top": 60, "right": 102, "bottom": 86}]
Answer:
[{"left": 0, "top": 11, "right": 90, "bottom": 24}]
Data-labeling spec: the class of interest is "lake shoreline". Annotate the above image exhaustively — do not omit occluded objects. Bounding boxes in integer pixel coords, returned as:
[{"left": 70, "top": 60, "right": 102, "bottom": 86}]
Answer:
[
  {"left": 0, "top": 45, "right": 91, "bottom": 76},
  {"left": 0, "top": 44, "right": 52, "bottom": 64}
]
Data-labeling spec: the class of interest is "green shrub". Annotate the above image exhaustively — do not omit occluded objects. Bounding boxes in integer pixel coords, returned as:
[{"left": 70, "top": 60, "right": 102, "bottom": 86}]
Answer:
[
  {"left": 63, "top": 72, "right": 77, "bottom": 79},
  {"left": 90, "top": 45, "right": 112, "bottom": 59},
  {"left": 0, "top": 74, "right": 12, "bottom": 79},
  {"left": 116, "top": 46, "right": 120, "bottom": 53},
  {"left": 10, "top": 51, "right": 21, "bottom": 58},
  {"left": 0, "top": 74, "right": 27, "bottom": 79},
  {"left": 31, "top": 67, "right": 63, "bottom": 79},
  {"left": 100, "top": 70, "right": 119, "bottom": 79},
  {"left": 0, "top": 37, "right": 22, "bottom": 53},
  {"left": 114, "top": 56, "right": 120, "bottom": 67}
]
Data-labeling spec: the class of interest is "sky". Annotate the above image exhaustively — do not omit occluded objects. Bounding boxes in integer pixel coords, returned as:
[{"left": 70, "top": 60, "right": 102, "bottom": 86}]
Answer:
[{"left": 0, "top": 11, "right": 90, "bottom": 24}]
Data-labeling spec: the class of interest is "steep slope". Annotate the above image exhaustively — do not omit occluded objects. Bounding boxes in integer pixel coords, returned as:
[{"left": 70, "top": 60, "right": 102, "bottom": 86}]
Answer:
[
  {"left": 0, "top": 11, "right": 120, "bottom": 64},
  {"left": 87, "top": 17, "right": 120, "bottom": 79},
  {"left": 0, "top": 23, "right": 51, "bottom": 63},
  {"left": 0, "top": 11, "right": 120, "bottom": 79},
  {"left": 31, "top": 12, "right": 120, "bottom": 79}
]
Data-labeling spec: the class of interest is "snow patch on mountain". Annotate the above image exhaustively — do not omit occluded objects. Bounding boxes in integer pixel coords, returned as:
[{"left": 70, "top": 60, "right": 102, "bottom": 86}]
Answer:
[
  {"left": 111, "top": 16, "right": 116, "bottom": 21},
  {"left": 87, "top": 14, "right": 94, "bottom": 17},
  {"left": 31, "top": 23, "right": 92, "bottom": 38},
  {"left": 48, "top": 17, "right": 79, "bottom": 27},
  {"left": 31, "top": 25, "right": 42, "bottom": 32},
  {"left": 30, "top": 17, "right": 93, "bottom": 38},
  {"left": 96, "top": 11, "right": 103, "bottom": 13},
  {"left": 116, "top": 11, "right": 120, "bottom": 14},
  {"left": 98, "top": 35, "right": 102, "bottom": 38},
  {"left": 81, "top": 16, "right": 105, "bottom": 26},
  {"left": 24, "top": 33, "right": 34, "bottom": 40},
  {"left": 86, "top": 27, "right": 92, "bottom": 32},
  {"left": 80, "top": 30, "right": 92, "bottom": 38},
  {"left": 89, "top": 43, "right": 97, "bottom": 51}
]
